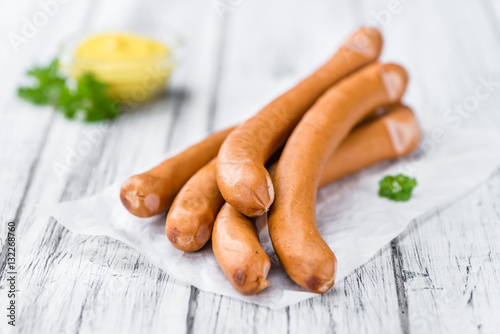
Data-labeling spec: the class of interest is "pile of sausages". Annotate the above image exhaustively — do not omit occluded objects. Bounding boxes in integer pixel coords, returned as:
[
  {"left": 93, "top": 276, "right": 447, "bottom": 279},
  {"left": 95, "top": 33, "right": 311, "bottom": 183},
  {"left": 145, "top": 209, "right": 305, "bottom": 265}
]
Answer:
[{"left": 119, "top": 27, "right": 421, "bottom": 295}]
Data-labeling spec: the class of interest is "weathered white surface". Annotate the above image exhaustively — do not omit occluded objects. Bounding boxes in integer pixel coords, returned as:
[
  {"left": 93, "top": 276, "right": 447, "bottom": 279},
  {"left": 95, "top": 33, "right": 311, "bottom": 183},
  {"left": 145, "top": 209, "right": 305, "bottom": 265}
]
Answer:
[{"left": 0, "top": 0, "right": 500, "bottom": 333}]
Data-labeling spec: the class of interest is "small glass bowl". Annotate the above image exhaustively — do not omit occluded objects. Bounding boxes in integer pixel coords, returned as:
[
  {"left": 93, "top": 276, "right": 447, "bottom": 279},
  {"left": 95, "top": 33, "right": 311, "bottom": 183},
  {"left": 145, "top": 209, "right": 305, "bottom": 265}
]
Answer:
[{"left": 59, "top": 26, "right": 183, "bottom": 105}]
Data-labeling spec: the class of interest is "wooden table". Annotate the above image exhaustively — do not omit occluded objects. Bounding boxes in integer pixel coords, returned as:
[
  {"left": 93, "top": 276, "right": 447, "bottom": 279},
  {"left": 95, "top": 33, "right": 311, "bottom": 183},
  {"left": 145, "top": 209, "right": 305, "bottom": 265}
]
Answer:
[{"left": 1, "top": 0, "right": 500, "bottom": 333}]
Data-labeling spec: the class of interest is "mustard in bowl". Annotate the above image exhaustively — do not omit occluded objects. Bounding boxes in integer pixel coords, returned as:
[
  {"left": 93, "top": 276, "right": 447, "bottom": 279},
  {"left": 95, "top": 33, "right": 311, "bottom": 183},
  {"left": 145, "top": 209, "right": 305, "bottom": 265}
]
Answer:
[{"left": 60, "top": 30, "right": 182, "bottom": 105}]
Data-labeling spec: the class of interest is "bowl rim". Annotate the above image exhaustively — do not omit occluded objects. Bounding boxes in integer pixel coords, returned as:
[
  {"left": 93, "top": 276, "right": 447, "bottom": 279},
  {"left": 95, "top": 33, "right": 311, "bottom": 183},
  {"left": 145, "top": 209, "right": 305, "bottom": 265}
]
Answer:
[{"left": 59, "top": 27, "right": 184, "bottom": 66}]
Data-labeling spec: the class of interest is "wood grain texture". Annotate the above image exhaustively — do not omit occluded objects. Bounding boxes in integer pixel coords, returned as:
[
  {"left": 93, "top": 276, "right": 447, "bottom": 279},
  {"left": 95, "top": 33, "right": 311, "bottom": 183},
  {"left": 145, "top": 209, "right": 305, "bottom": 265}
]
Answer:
[
  {"left": 0, "top": 0, "right": 93, "bottom": 260},
  {"left": 1, "top": 0, "right": 500, "bottom": 333}
]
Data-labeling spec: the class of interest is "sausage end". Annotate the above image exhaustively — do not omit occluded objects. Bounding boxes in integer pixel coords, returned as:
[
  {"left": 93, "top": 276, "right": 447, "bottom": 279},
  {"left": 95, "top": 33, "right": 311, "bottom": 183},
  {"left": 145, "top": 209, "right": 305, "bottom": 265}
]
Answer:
[
  {"left": 166, "top": 226, "right": 203, "bottom": 252},
  {"left": 217, "top": 163, "right": 275, "bottom": 218},
  {"left": 381, "top": 63, "right": 409, "bottom": 102},
  {"left": 120, "top": 174, "right": 165, "bottom": 217},
  {"left": 304, "top": 273, "right": 336, "bottom": 294},
  {"left": 384, "top": 106, "right": 421, "bottom": 156},
  {"left": 343, "top": 26, "right": 383, "bottom": 60}
]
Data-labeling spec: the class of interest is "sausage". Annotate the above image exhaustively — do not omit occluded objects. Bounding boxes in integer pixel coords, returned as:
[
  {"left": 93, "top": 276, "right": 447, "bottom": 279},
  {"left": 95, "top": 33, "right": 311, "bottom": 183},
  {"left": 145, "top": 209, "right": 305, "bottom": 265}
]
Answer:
[
  {"left": 166, "top": 104, "right": 419, "bottom": 253},
  {"left": 166, "top": 159, "right": 223, "bottom": 251},
  {"left": 216, "top": 27, "right": 384, "bottom": 218},
  {"left": 268, "top": 62, "right": 409, "bottom": 293},
  {"left": 212, "top": 203, "right": 271, "bottom": 295},
  {"left": 120, "top": 126, "right": 235, "bottom": 218},
  {"left": 211, "top": 106, "right": 420, "bottom": 295}
]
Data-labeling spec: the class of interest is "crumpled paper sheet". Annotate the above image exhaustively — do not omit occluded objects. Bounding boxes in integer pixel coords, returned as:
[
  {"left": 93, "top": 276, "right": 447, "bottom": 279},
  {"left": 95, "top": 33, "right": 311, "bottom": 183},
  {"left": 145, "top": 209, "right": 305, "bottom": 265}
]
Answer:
[{"left": 46, "top": 129, "right": 500, "bottom": 309}]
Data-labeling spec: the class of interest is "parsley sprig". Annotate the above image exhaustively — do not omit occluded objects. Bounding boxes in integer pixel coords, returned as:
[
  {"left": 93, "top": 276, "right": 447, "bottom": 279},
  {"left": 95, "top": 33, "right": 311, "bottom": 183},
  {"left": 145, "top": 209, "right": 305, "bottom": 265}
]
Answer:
[
  {"left": 378, "top": 174, "right": 417, "bottom": 202},
  {"left": 18, "top": 59, "right": 118, "bottom": 122}
]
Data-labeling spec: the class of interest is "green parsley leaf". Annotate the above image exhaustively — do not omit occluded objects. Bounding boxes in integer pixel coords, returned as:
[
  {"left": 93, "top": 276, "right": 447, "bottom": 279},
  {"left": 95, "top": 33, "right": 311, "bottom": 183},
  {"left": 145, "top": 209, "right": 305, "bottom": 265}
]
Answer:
[
  {"left": 378, "top": 174, "right": 417, "bottom": 202},
  {"left": 18, "top": 59, "right": 66, "bottom": 105},
  {"left": 18, "top": 58, "right": 119, "bottom": 122},
  {"left": 59, "top": 73, "right": 119, "bottom": 122}
]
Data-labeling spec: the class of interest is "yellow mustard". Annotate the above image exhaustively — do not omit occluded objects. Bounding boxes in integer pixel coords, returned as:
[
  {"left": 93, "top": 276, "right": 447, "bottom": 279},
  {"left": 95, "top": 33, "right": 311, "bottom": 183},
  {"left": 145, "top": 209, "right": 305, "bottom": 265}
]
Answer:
[{"left": 70, "top": 33, "right": 173, "bottom": 103}]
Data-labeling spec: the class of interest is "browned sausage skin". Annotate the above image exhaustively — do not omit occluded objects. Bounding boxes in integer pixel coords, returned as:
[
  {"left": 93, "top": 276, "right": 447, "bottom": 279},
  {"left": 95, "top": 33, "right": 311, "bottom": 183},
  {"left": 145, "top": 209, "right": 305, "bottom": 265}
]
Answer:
[
  {"left": 269, "top": 63, "right": 409, "bottom": 293},
  {"left": 120, "top": 126, "right": 235, "bottom": 218},
  {"left": 216, "top": 27, "right": 384, "bottom": 218}
]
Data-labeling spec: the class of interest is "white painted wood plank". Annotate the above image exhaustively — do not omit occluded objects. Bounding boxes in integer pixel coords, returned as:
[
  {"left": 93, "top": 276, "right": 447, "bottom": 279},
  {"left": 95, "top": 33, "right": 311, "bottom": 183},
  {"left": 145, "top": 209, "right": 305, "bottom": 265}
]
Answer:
[
  {"left": 357, "top": 1, "right": 500, "bottom": 333},
  {"left": 1, "top": 0, "right": 500, "bottom": 333},
  {"left": 289, "top": 246, "right": 403, "bottom": 334},
  {"left": 394, "top": 174, "right": 500, "bottom": 333},
  {"left": 487, "top": 1, "right": 500, "bottom": 21},
  {"left": 189, "top": 248, "right": 402, "bottom": 334},
  {"left": 0, "top": 0, "right": 93, "bottom": 252},
  {"left": 0, "top": 0, "right": 227, "bottom": 333},
  {"left": 11, "top": 107, "right": 193, "bottom": 334}
]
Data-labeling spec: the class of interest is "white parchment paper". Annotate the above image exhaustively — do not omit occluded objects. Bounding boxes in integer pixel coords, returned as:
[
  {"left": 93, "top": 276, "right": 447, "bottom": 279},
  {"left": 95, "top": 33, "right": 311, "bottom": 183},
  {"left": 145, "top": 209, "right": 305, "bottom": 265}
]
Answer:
[{"left": 45, "top": 129, "right": 500, "bottom": 309}]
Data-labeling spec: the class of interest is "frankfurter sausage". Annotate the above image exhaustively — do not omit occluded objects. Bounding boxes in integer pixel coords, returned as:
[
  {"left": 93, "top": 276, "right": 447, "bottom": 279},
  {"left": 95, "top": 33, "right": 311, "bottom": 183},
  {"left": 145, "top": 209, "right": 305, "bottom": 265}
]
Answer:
[
  {"left": 269, "top": 62, "right": 409, "bottom": 293},
  {"left": 217, "top": 27, "right": 383, "bottom": 218},
  {"left": 212, "top": 202, "right": 271, "bottom": 295},
  {"left": 166, "top": 159, "right": 223, "bottom": 251},
  {"left": 166, "top": 105, "right": 419, "bottom": 253},
  {"left": 120, "top": 126, "right": 234, "bottom": 218}
]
